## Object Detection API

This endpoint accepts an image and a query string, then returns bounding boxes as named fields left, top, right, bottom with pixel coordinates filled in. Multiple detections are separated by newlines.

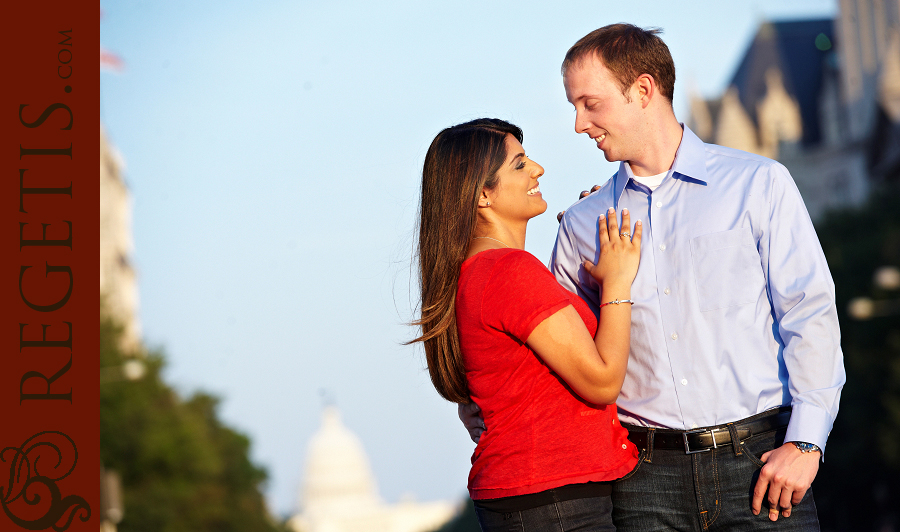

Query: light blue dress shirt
left=550, top=126, right=845, bottom=452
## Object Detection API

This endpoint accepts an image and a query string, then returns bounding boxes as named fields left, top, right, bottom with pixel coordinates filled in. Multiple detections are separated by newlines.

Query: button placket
left=643, top=188, right=692, bottom=425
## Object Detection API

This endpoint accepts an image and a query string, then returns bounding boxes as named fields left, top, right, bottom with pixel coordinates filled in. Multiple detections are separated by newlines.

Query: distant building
left=99, top=123, right=140, bottom=531
left=688, top=0, right=900, bottom=220
left=100, top=124, right=141, bottom=352
left=289, top=407, right=457, bottom=532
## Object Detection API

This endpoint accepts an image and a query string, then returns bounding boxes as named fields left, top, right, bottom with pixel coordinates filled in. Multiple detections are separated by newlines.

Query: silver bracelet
left=599, top=299, right=634, bottom=308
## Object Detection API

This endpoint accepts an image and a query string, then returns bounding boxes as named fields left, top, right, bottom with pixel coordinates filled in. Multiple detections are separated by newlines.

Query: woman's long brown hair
left=408, top=118, right=523, bottom=403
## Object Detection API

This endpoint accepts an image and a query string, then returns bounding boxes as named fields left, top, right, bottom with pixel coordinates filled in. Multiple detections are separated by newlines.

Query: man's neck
left=627, top=117, right=684, bottom=177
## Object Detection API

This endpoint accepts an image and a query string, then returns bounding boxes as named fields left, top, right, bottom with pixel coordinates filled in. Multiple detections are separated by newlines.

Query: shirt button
left=671, top=333, right=678, bottom=340
left=656, top=201, right=662, bottom=208
left=690, top=423, right=699, bottom=429
left=664, top=287, right=671, bottom=295
left=659, top=244, right=666, bottom=251
left=622, top=444, right=628, bottom=449
left=681, top=378, right=688, bottom=386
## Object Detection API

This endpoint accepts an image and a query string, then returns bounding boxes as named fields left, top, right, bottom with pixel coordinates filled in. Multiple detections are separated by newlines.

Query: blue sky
left=100, top=0, right=837, bottom=517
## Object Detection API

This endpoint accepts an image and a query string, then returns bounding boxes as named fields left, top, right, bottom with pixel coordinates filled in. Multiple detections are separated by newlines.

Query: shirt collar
left=613, top=124, right=708, bottom=206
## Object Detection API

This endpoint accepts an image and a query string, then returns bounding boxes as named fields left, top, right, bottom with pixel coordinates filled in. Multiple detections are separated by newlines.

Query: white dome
left=300, top=407, right=381, bottom=518
left=290, top=406, right=457, bottom=532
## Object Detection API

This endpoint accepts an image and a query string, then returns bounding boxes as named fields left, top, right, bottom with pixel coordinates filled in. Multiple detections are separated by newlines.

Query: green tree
left=431, top=499, right=479, bottom=532
left=812, top=184, right=900, bottom=531
left=100, top=317, right=287, bottom=532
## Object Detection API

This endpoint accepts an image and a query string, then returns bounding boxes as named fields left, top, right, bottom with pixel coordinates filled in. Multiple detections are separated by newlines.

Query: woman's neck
left=467, top=221, right=527, bottom=259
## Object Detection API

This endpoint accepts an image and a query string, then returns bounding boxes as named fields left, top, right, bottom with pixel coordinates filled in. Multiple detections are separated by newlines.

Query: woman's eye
left=516, top=161, right=526, bottom=170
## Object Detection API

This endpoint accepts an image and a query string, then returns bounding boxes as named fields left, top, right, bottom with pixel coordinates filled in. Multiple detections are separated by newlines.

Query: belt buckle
left=683, top=428, right=718, bottom=454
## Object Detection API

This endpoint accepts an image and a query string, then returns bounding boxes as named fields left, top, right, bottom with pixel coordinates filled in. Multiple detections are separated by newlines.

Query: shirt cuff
left=783, top=402, right=834, bottom=460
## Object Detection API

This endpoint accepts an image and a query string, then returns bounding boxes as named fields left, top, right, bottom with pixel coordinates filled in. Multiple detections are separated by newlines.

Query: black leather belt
left=625, top=407, right=791, bottom=455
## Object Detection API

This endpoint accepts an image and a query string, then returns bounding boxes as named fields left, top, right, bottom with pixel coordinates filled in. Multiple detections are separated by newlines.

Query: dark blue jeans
left=475, top=495, right=615, bottom=532
left=611, top=428, right=820, bottom=531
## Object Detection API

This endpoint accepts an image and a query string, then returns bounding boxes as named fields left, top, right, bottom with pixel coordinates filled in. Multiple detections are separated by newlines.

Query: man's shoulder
left=696, top=142, right=796, bottom=193
left=561, top=176, right=617, bottom=221
left=702, top=142, right=785, bottom=172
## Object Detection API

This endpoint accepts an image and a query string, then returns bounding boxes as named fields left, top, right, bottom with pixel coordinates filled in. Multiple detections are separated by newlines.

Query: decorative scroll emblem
left=1, top=431, right=90, bottom=530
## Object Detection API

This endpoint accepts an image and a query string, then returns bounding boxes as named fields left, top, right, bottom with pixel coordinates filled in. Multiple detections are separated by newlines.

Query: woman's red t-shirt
left=456, top=248, right=638, bottom=500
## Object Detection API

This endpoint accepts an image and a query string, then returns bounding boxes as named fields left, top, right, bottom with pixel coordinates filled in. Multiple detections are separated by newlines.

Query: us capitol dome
left=288, top=406, right=457, bottom=532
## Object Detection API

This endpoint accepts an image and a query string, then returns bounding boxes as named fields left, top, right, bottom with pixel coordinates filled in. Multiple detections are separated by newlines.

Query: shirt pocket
left=690, top=227, right=765, bottom=311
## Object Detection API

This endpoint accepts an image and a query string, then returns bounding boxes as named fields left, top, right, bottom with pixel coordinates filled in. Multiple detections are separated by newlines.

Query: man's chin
left=599, top=146, right=626, bottom=163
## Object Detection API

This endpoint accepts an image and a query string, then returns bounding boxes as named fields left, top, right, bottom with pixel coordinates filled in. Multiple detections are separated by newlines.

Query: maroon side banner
left=0, top=2, right=99, bottom=531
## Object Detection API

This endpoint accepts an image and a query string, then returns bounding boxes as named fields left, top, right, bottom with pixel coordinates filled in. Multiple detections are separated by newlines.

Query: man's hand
left=557, top=185, right=601, bottom=222
left=458, top=402, right=485, bottom=443
left=751, top=442, right=820, bottom=521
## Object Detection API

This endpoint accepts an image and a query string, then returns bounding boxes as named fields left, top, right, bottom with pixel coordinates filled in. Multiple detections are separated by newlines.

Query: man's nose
left=574, top=111, right=589, bottom=134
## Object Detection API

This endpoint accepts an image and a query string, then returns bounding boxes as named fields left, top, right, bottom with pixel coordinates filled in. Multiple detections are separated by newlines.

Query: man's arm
left=751, top=163, right=846, bottom=520
left=549, top=215, right=581, bottom=293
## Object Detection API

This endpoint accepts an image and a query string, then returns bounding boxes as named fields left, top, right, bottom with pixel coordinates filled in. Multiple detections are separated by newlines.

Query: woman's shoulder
left=463, top=248, right=546, bottom=272
left=460, top=248, right=573, bottom=343
left=461, top=248, right=559, bottom=296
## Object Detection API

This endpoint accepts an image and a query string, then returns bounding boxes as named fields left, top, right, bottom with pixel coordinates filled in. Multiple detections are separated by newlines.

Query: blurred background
left=98, top=0, right=900, bottom=531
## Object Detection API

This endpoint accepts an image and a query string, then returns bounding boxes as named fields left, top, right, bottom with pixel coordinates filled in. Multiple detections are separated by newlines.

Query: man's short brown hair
left=562, top=23, right=676, bottom=103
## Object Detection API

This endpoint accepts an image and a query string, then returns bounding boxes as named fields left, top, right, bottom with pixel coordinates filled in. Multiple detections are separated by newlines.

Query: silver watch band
left=791, top=441, right=821, bottom=453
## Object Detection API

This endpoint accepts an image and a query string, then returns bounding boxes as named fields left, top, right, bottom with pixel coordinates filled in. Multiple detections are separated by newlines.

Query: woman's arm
left=526, top=208, right=641, bottom=405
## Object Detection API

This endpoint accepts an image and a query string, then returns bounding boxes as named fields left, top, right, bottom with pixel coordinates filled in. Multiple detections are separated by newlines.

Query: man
left=462, top=24, right=844, bottom=530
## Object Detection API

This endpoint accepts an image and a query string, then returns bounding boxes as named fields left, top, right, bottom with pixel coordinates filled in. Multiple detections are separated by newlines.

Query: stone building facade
left=100, top=124, right=141, bottom=352
left=688, top=0, right=900, bottom=220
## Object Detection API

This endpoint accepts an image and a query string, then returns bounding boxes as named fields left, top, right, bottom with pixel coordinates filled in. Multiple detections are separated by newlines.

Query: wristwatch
left=791, top=441, right=821, bottom=454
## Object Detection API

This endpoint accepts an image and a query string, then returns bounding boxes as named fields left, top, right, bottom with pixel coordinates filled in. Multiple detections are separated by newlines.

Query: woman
left=410, top=118, right=642, bottom=531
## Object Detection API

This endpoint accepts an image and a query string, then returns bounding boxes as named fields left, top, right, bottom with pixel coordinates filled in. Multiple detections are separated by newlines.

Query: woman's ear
left=478, top=189, right=492, bottom=208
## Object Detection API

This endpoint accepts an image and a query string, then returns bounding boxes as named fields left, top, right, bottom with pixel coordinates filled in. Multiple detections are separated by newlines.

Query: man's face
left=564, top=54, right=643, bottom=163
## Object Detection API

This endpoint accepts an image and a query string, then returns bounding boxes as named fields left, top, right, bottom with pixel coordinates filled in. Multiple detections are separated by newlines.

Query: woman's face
left=487, top=134, right=547, bottom=221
